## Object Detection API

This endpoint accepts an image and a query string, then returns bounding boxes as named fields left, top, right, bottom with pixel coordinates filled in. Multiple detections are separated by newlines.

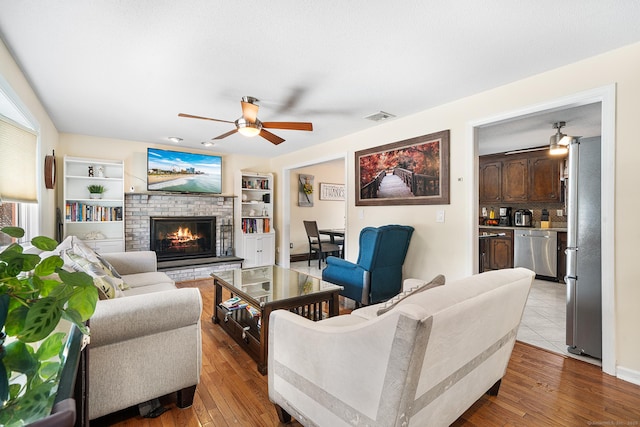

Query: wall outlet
left=557, top=209, right=564, bottom=216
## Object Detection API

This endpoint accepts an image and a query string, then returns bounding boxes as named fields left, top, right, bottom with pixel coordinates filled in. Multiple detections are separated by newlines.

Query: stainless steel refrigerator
left=566, top=136, right=602, bottom=359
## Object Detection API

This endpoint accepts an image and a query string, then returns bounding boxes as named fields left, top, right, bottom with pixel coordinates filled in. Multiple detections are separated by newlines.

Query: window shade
left=0, top=117, right=38, bottom=203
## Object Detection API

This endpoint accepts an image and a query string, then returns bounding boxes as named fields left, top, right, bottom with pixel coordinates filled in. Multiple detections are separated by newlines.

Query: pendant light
left=549, top=121, right=569, bottom=155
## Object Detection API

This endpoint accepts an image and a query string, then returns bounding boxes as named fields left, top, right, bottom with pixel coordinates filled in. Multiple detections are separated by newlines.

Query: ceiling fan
left=178, top=96, right=313, bottom=145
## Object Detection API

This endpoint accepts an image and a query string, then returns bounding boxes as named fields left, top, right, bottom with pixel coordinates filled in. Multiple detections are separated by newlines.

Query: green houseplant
left=0, top=226, right=97, bottom=425
left=87, top=184, right=106, bottom=199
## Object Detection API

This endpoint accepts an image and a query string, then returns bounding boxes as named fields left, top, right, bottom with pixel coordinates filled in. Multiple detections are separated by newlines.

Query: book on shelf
left=65, top=202, right=123, bottom=222
left=246, top=305, right=260, bottom=317
left=221, top=296, right=248, bottom=310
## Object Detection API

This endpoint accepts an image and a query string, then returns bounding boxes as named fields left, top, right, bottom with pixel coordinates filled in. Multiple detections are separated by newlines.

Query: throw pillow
left=69, top=241, right=129, bottom=290
left=64, top=250, right=123, bottom=299
left=376, top=274, right=445, bottom=316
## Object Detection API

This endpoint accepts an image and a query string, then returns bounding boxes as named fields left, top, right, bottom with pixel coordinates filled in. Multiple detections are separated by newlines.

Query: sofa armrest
left=89, top=288, right=202, bottom=347
left=101, top=251, right=158, bottom=275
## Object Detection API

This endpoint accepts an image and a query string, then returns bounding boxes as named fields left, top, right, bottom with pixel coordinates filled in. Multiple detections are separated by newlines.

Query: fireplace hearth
left=150, top=217, right=215, bottom=261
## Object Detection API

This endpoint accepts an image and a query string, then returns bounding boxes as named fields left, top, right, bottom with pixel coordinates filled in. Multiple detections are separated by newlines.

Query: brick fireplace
left=124, top=193, right=241, bottom=281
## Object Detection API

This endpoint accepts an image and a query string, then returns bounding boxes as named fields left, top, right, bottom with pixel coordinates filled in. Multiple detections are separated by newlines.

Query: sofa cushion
left=376, top=274, right=445, bottom=315
left=122, top=282, right=177, bottom=296
left=120, top=271, right=174, bottom=289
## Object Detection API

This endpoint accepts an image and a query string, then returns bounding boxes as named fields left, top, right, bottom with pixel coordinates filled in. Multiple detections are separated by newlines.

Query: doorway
left=279, top=153, right=347, bottom=269
left=470, top=85, right=616, bottom=375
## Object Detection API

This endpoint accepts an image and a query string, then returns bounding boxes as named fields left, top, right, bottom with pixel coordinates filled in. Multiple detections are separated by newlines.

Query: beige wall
left=289, top=159, right=345, bottom=255
left=270, top=42, right=640, bottom=378
left=0, top=39, right=60, bottom=237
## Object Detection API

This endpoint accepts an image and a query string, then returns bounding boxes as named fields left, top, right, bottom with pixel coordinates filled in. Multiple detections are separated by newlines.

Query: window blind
left=0, top=116, right=38, bottom=203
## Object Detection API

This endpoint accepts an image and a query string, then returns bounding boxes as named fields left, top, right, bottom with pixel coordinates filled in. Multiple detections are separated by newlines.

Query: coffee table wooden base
left=213, top=275, right=340, bottom=375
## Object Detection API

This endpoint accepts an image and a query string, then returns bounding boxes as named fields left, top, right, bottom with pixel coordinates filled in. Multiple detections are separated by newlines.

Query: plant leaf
left=0, top=358, right=8, bottom=402
left=3, top=340, right=37, bottom=373
left=39, top=360, right=61, bottom=380
left=18, top=297, right=62, bottom=343
left=67, top=286, right=98, bottom=321
left=31, top=235, right=58, bottom=251
left=1, top=226, right=24, bottom=238
left=4, top=305, right=28, bottom=336
left=38, top=278, right=63, bottom=297
left=58, top=269, right=94, bottom=287
left=3, top=253, right=41, bottom=274
left=0, top=242, right=23, bottom=261
left=61, top=311, right=90, bottom=336
left=34, top=255, right=64, bottom=276
left=0, top=293, right=8, bottom=329
left=35, top=332, right=65, bottom=360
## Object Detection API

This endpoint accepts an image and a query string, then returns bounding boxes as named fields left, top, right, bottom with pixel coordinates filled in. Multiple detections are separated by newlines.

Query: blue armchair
left=321, top=225, right=414, bottom=305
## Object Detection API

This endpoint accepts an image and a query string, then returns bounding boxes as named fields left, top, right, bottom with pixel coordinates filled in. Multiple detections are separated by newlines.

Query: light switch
left=436, top=210, right=445, bottom=223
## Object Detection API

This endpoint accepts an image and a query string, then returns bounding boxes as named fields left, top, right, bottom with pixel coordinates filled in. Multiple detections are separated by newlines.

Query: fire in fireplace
left=150, top=216, right=216, bottom=261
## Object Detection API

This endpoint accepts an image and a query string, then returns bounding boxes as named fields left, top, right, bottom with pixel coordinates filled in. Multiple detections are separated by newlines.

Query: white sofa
left=268, top=267, right=534, bottom=427
left=87, top=251, right=202, bottom=420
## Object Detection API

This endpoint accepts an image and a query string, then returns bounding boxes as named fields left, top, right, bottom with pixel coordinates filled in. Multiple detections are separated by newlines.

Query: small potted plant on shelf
left=87, top=184, right=106, bottom=199
left=0, top=226, right=97, bottom=425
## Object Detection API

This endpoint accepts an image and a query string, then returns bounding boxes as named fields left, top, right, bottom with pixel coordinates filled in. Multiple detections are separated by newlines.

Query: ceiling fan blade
left=178, top=113, right=234, bottom=124
left=213, top=129, right=238, bottom=140
left=259, top=129, right=285, bottom=145
left=241, top=101, right=259, bottom=122
left=262, top=122, right=313, bottom=131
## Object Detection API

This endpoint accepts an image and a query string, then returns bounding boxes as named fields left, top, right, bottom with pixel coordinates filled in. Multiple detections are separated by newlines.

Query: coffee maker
left=498, top=207, right=512, bottom=226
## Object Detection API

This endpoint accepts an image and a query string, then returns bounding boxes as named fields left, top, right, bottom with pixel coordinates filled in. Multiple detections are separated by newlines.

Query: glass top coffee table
left=211, top=265, right=343, bottom=374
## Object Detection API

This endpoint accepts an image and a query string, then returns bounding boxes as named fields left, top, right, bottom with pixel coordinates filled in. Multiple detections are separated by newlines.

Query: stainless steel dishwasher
left=513, top=229, right=557, bottom=277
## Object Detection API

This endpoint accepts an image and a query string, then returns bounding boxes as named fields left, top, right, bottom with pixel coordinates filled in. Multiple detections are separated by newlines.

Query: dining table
left=318, top=228, right=345, bottom=258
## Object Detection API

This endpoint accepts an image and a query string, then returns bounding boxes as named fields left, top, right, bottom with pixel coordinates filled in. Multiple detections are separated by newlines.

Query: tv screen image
left=147, top=148, right=222, bottom=194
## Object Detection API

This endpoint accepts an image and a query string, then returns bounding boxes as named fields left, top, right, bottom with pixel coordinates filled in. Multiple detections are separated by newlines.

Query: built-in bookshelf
left=234, top=171, right=275, bottom=267
left=63, top=156, right=125, bottom=252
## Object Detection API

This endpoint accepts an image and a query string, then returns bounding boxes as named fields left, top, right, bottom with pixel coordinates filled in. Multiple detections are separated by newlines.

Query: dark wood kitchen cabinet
left=502, top=158, right=528, bottom=202
left=479, top=160, right=502, bottom=203
left=528, top=155, right=561, bottom=202
left=479, top=228, right=513, bottom=272
left=479, top=151, right=564, bottom=204
left=557, top=231, right=567, bottom=282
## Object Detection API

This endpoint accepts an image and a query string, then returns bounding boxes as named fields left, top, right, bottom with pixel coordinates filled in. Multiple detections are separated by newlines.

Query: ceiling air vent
left=364, top=111, right=396, bottom=122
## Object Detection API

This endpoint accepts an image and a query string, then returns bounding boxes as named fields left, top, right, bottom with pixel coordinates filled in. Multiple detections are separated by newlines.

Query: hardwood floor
left=97, top=279, right=640, bottom=427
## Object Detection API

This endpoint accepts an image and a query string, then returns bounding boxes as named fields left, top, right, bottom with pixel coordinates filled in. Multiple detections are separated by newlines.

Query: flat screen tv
left=147, top=148, right=222, bottom=194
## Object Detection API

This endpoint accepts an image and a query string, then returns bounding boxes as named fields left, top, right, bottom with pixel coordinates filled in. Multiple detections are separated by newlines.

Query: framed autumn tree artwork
left=355, top=130, right=450, bottom=206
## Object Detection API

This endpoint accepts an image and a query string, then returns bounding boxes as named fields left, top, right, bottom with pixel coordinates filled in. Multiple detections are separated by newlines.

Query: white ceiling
left=1, top=1, right=639, bottom=157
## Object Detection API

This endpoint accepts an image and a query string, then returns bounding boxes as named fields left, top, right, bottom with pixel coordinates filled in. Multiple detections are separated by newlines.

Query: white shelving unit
left=235, top=171, right=275, bottom=268
left=63, top=156, right=125, bottom=253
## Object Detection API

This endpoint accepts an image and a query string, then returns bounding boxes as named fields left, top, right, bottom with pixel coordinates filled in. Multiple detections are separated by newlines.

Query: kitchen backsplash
left=479, top=201, right=567, bottom=228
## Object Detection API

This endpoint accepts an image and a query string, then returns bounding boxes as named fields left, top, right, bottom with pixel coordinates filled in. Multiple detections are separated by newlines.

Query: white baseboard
left=617, top=366, right=640, bottom=386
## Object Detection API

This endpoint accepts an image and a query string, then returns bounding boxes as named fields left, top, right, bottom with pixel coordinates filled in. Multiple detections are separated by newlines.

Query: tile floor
left=289, top=261, right=600, bottom=366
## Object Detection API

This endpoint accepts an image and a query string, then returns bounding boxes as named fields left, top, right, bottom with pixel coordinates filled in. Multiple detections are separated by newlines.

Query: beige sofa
left=268, top=267, right=534, bottom=427
left=87, top=251, right=202, bottom=420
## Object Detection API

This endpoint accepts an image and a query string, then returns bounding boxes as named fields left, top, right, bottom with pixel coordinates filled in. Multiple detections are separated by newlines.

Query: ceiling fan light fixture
left=549, top=121, right=569, bottom=155
left=236, top=118, right=262, bottom=137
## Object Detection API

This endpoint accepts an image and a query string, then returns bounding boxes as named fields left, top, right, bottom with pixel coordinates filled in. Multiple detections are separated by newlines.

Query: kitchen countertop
left=479, top=225, right=568, bottom=232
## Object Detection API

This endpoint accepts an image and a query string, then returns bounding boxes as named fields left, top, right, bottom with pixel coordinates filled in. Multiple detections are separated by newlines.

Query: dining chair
left=303, top=220, right=341, bottom=269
